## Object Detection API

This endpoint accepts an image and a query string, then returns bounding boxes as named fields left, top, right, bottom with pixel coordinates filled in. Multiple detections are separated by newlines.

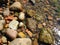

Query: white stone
left=19, top=22, right=24, bottom=27
left=9, top=20, right=19, bottom=30
left=19, top=12, right=25, bottom=20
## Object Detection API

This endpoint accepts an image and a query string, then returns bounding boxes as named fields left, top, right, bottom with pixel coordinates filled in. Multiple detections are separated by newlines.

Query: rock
left=30, top=0, right=36, bottom=4
left=27, top=18, right=37, bottom=32
left=3, top=8, right=10, bottom=16
left=33, top=39, right=38, bottom=45
left=27, top=9, right=36, bottom=17
left=6, top=28, right=17, bottom=39
left=38, top=23, right=43, bottom=29
left=9, top=20, right=19, bottom=30
left=19, top=12, right=25, bottom=20
left=18, top=32, right=26, bottom=38
left=9, top=38, right=32, bottom=45
left=42, top=22, right=46, bottom=26
left=48, top=15, right=53, bottom=20
left=10, top=2, right=23, bottom=11
left=19, top=22, right=25, bottom=27
left=39, top=28, right=54, bottom=44
left=26, top=29, right=33, bottom=37
left=2, top=36, right=7, bottom=43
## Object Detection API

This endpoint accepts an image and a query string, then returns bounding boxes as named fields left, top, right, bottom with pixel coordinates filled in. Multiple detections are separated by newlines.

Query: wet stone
left=27, top=18, right=37, bottom=32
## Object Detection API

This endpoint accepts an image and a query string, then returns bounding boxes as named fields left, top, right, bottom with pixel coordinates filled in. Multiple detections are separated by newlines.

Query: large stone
left=6, top=28, right=17, bottom=39
left=39, top=28, right=54, bottom=44
left=9, top=38, right=32, bottom=45
left=27, top=18, right=37, bottom=32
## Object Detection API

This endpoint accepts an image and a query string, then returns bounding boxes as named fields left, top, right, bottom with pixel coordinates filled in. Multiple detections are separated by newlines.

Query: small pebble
left=19, top=12, right=25, bottom=20
left=19, top=22, right=25, bottom=27
left=2, top=36, right=7, bottom=43
left=18, top=32, right=26, bottom=38
left=26, top=29, right=33, bottom=37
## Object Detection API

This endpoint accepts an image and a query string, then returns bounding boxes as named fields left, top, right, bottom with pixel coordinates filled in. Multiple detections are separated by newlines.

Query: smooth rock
left=19, top=12, right=25, bottom=20
left=9, top=38, right=32, bottom=45
left=10, top=2, right=23, bottom=11
left=18, top=32, right=26, bottom=38
left=2, top=36, right=7, bottom=43
left=19, top=22, right=25, bottom=27
left=9, top=20, right=19, bottom=30
left=26, top=29, right=33, bottom=37
left=33, top=39, right=38, bottom=45
left=6, top=28, right=17, bottom=39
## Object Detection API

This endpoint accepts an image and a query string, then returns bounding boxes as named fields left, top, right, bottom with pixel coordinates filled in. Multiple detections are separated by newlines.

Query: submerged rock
left=27, top=18, right=37, bottom=32
left=39, top=28, right=54, bottom=44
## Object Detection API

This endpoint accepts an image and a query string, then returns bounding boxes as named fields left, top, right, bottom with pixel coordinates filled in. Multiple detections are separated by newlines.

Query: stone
left=39, top=28, right=54, bottom=44
left=18, top=32, right=26, bottom=38
left=27, top=9, right=36, bottom=17
left=3, top=8, right=10, bottom=16
left=9, top=20, right=19, bottom=30
left=48, top=15, right=53, bottom=20
left=42, top=22, right=46, bottom=26
left=19, top=22, right=25, bottom=27
left=33, top=39, right=38, bottom=45
left=9, top=38, right=32, bottom=45
left=19, top=12, right=25, bottom=20
left=10, top=2, right=23, bottom=11
left=27, top=18, right=37, bottom=32
left=38, top=23, right=43, bottom=29
left=26, top=29, right=33, bottom=37
left=2, top=36, right=7, bottom=43
left=6, top=28, right=17, bottom=39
